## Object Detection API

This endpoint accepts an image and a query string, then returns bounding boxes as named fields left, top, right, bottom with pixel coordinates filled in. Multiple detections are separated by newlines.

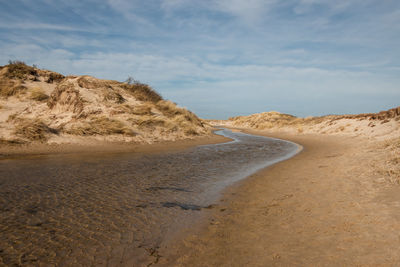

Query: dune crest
left=213, top=107, right=400, bottom=140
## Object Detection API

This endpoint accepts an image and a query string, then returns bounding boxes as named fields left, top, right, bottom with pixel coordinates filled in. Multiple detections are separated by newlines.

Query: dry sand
left=161, top=129, right=400, bottom=266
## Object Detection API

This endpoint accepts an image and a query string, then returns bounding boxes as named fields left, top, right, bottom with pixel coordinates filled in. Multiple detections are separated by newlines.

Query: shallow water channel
left=0, top=129, right=299, bottom=266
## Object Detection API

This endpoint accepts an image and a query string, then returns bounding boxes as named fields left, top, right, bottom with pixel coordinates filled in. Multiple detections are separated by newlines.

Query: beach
left=0, top=129, right=302, bottom=266
left=162, top=129, right=400, bottom=266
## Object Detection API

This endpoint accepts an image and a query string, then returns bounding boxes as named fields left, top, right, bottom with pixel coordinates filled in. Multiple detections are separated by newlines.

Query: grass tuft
left=47, top=82, right=84, bottom=114
left=0, top=81, right=27, bottom=97
left=30, top=87, right=49, bottom=101
left=122, top=82, right=163, bottom=103
left=14, top=119, right=58, bottom=141
left=66, top=117, right=135, bottom=136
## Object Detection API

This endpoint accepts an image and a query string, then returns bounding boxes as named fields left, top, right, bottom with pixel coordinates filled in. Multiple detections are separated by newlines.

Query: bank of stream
left=0, top=128, right=300, bottom=266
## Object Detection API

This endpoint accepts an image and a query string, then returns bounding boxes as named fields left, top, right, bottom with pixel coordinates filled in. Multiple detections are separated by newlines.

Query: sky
left=0, top=0, right=399, bottom=119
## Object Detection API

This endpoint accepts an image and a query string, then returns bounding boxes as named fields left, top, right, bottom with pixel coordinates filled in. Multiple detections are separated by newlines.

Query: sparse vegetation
left=131, top=116, right=166, bottom=129
left=0, top=63, right=210, bottom=145
left=14, top=119, right=58, bottom=141
left=122, top=79, right=163, bottom=103
left=66, top=117, right=135, bottom=136
left=77, top=76, right=103, bottom=89
left=157, top=100, right=203, bottom=127
left=156, top=100, right=183, bottom=117
left=30, top=87, right=49, bottom=101
left=47, top=82, right=84, bottom=114
left=46, top=72, right=64, bottom=83
left=104, top=90, right=125, bottom=104
left=0, top=79, right=27, bottom=97
left=5, top=60, right=38, bottom=80
left=375, top=138, right=400, bottom=184
left=0, top=138, right=27, bottom=145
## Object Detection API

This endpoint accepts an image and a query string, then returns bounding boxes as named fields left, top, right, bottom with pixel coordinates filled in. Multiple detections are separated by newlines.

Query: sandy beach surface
left=0, top=133, right=230, bottom=159
left=161, top=129, right=400, bottom=266
left=0, top=129, right=301, bottom=266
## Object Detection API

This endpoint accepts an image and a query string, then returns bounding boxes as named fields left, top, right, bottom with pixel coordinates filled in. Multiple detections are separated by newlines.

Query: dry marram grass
left=0, top=79, right=27, bottom=97
left=30, top=87, right=49, bottom=101
left=14, top=119, right=58, bottom=141
left=66, top=117, right=135, bottom=136
left=377, top=138, right=400, bottom=184
left=122, top=82, right=163, bottom=103
left=47, top=82, right=84, bottom=114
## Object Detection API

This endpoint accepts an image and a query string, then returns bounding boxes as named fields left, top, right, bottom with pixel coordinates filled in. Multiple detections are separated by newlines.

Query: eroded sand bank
left=163, top=130, right=400, bottom=266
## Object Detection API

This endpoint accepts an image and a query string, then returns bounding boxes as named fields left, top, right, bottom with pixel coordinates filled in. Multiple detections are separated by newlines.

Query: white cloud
left=212, top=0, right=276, bottom=24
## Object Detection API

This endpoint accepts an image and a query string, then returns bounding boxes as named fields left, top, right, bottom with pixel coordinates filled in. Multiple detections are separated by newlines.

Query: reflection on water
left=0, top=129, right=299, bottom=266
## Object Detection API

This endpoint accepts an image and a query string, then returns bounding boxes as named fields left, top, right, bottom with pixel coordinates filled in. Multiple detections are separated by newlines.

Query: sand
left=0, top=133, right=230, bottom=159
left=0, top=132, right=236, bottom=266
left=161, top=129, right=400, bottom=266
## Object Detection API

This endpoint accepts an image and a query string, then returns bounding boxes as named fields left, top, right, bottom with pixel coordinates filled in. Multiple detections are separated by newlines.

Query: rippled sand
left=0, top=129, right=298, bottom=266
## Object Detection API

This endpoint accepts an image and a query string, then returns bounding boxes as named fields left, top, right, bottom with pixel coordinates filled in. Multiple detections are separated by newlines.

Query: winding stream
left=0, top=129, right=300, bottom=266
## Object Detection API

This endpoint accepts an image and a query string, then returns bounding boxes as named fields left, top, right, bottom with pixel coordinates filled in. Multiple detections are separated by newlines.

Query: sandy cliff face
left=0, top=62, right=210, bottom=145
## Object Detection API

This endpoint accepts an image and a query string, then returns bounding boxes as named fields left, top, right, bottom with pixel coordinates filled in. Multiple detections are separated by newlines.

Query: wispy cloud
left=0, top=0, right=399, bottom=118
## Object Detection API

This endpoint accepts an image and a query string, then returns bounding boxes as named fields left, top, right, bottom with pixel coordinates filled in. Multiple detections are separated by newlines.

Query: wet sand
left=0, top=129, right=299, bottom=266
left=163, top=130, right=400, bottom=266
left=0, top=133, right=230, bottom=159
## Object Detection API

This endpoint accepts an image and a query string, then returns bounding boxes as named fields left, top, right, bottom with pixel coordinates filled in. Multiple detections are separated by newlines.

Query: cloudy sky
left=0, top=0, right=399, bottom=118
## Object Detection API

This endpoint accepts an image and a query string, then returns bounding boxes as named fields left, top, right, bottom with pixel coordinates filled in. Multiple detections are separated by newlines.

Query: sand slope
left=214, top=107, right=400, bottom=140
left=0, top=62, right=211, bottom=146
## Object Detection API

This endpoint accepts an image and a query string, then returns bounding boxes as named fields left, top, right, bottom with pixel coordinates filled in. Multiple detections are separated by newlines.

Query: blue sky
left=0, top=0, right=399, bottom=119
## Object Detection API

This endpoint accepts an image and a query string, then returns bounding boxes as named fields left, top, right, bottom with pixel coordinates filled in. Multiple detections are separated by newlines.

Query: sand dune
left=0, top=61, right=211, bottom=148
left=213, top=106, right=400, bottom=140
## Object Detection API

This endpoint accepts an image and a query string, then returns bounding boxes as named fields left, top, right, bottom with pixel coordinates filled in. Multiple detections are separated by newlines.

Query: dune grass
left=122, top=82, right=163, bottom=103
left=67, top=117, right=135, bottom=136
left=47, top=82, right=84, bottom=114
left=30, top=87, right=49, bottom=101
left=0, top=138, right=27, bottom=145
left=5, top=61, right=38, bottom=80
left=14, top=119, right=58, bottom=141
left=380, top=138, right=400, bottom=184
left=104, top=90, right=125, bottom=104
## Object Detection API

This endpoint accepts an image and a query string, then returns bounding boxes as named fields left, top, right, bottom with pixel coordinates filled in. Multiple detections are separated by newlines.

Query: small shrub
left=5, top=60, right=38, bottom=79
left=30, top=87, right=49, bottom=101
left=46, top=72, right=65, bottom=83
